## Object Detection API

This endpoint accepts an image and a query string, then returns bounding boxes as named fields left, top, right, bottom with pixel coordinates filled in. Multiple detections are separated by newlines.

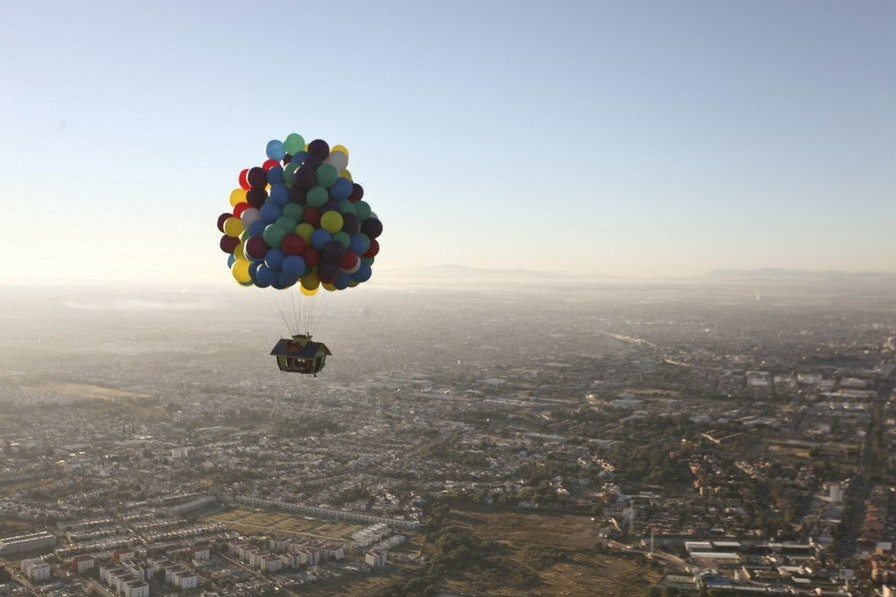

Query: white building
left=365, top=551, right=387, bottom=568
left=0, top=531, right=56, bottom=555
left=21, top=559, right=51, bottom=582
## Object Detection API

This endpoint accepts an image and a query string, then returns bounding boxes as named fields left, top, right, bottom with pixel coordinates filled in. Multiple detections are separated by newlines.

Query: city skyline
left=3, top=1, right=894, bottom=286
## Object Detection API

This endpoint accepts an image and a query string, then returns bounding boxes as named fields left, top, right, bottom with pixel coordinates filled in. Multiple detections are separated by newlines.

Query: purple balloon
left=244, top=236, right=270, bottom=260
left=321, top=240, right=347, bottom=264
left=360, top=217, right=383, bottom=239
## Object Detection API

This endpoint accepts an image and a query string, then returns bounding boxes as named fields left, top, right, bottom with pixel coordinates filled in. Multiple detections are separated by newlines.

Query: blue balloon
left=227, top=254, right=236, bottom=268
left=277, top=271, right=297, bottom=288
left=255, top=264, right=276, bottom=287
left=311, top=228, right=332, bottom=251
left=266, top=139, right=286, bottom=161
left=352, top=262, right=372, bottom=283
left=328, top=177, right=353, bottom=201
left=268, top=183, right=289, bottom=206
left=350, top=233, right=371, bottom=255
left=334, top=272, right=351, bottom=290
left=292, top=150, right=309, bottom=164
left=259, top=203, right=282, bottom=224
left=264, top=248, right=286, bottom=272
left=267, top=165, right=285, bottom=184
left=249, top=261, right=260, bottom=278
left=247, top=219, right=267, bottom=237
left=282, top=255, right=306, bottom=278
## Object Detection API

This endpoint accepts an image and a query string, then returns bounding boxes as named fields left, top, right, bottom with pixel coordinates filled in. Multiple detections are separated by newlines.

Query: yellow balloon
left=295, top=223, right=315, bottom=243
left=230, top=188, right=247, bottom=207
left=231, top=259, right=251, bottom=284
left=322, top=283, right=336, bottom=292
left=331, top=144, right=349, bottom=157
left=223, top=216, right=244, bottom=237
left=232, top=243, right=245, bottom=261
left=301, top=272, right=320, bottom=291
left=340, top=168, right=352, bottom=181
left=300, top=284, right=318, bottom=296
left=320, top=211, right=344, bottom=234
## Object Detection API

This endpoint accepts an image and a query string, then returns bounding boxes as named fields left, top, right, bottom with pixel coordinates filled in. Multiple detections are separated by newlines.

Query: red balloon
left=281, top=233, right=306, bottom=256
left=363, top=238, right=380, bottom=258
left=220, top=235, right=239, bottom=254
left=245, top=236, right=269, bottom=260
left=262, top=159, right=279, bottom=171
left=302, top=207, right=321, bottom=227
left=238, top=168, right=250, bottom=190
left=232, top=202, right=250, bottom=218
left=300, top=246, right=321, bottom=269
left=217, top=212, right=231, bottom=233
left=339, top=249, right=359, bottom=270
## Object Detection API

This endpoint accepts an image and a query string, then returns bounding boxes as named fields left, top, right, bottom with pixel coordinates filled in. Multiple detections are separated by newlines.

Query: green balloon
left=338, top=201, right=357, bottom=215
left=283, top=162, right=299, bottom=185
left=307, top=185, right=328, bottom=207
left=333, top=231, right=351, bottom=248
left=240, top=229, right=251, bottom=242
left=355, top=200, right=372, bottom=221
left=263, top=224, right=287, bottom=248
left=284, top=133, right=305, bottom=155
left=275, top=216, right=298, bottom=232
left=315, top=163, right=339, bottom=188
left=282, top=203, right=304, bottom=221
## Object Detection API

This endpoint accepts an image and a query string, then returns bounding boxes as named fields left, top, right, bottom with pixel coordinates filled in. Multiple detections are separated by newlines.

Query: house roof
left=270, top=338, right=332, bottom=359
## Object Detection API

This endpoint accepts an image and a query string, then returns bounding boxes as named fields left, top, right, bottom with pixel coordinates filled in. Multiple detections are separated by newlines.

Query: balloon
left=247, top=219, right=266, bottom=238
left=338, top=200, right=357, bottom=215
left=284, top=133, right=305, bottom=155
left=230, top=188, right=247, bottom=207
left=227, top=254, right=236, bottom=268
left=307, top=139, right=330, bottom=160
left=302, top=154, right=323, bottom=171
left=333, top=272, right=351, bottom=290
left=331, top=144, right=349, bottom=157
left=355, top=200, right=371, bottom=221
left=315, top=164, right=339, bottom=188
left=268, top=183, right=289, bottom=206
left=310, top=228, right=331, bottom=250
left=317, top=261, right=339, bottom=283
left=266, top=139, right=286, bottom=161
left=267, top=165, right=285, bottom=184
left=322, top=240, right=347, bottom=264
left=302, top=207, right=321, bottom=227
left=244, top=236, right=269, bottom=260
left=217, top=212, right=231, bottom=233
left=320, top=210, right=344, bottom=234
left=263, top=224, right=287, bottom=248
left=301, top=245, right=321, bottom=268
left=259, top=202, right=282, bottom=224
left=306, top=185, right=328, bottom=207
left=324, top=150, right=349, bottom=172
left=341, top=212, right=359, bottom=235
left=256, top=264, right=276, bottom=287
left=282, top=255, right=306, bottom=278
left=328, top=177, right=353, bottom=201
left=281, top=203, right=303, bottom=222
left=275, top=216, right=299, bottom=233
left=220, top=235, right=240, bottom=254
left=295, top=222, right=315, bottom=243
left=364, top=238, right=380, bottom=258
left=281, top=232, right=306, bottom=255
left=361, top=217, right=383, bottom=238
left=301, top=272, right=320, bottom=291
left=231, top=259, right=252, bottom=284
left=247, top=167, right=267, bottom=188
left=341, top=168, right=352, bottom=181
left=340, top=249, right=360, bottom=271
left=332, top=231, right=351, bottom=248
left=233, top=243, right=245, bottom=261
left=238, top=169, right=250, bottom=190
left=264, top=247, right=286, bottom=271
left=262, top=159, right=279, bottom=171
left=353, top=262, right=372, bottom=283
left=349, top=183, right=364, bottom=202
left=288, top=185, right=307, bottom=205
left=350, top=233, right=370, bottom=256
left=240, top=207, right=261, bottom=228
left=246, top=188, right=267, bottom=208
left=293, top=165, right=316, bottom=191
left=223, top=216, right=244, bottom=237
left=232, top=202, right=250, bottom=218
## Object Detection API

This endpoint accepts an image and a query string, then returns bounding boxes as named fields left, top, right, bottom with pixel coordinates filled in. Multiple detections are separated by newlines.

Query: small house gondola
left=270, top=334, right=332, bottom=376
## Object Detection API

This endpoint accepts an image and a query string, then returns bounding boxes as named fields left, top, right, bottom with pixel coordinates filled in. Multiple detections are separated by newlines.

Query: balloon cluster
left=217, top=133, right=382, bottom=295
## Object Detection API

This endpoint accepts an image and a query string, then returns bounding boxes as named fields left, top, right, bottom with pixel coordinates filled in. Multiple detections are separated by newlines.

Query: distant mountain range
left=704, top=268, right=896, bottom=282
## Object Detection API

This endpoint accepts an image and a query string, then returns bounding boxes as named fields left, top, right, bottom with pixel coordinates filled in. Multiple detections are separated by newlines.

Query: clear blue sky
left=3, top=0, right=894, bottom=285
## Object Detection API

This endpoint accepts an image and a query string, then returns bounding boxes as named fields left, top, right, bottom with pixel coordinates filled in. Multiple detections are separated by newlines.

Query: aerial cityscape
left=1, top=271, right=895, bottom=596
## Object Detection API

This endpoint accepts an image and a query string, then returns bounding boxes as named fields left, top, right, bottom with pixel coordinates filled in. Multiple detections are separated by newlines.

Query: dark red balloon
left=247, top=166, right=267, bottom=189
left=281, top=233, right=306, bottom=256
left=317, top=261, right=339, bottom=283
left=339, top=249, right=359, bottom=270
left=360, top=217, right=383, bottom=239
left=322, top=240, right=346, bottom=265
left=217, top=212, right=231, bottom=233
left=246, top=188, right=267, bottom=208
left=302, top=155, right=323, bottom=170
left=300, top=246, right=320, bottom=269
left=288, top=186, right=307, bottom=205
left=293, top=165, right=316, bottom=191
left=245, top=236, right=270, bottom=260
left=220, top=235, right=240, bottom=254
left=302, top=207, right=321, bottom=227
left=364, top=238, right=380, bottom=258
left=349, top=183, right=364, bottom=202
left=341, top=213, right=359, bottom=234
left=238, top=169, right=250, bottom=190
left=307, top=139, right=330, bottom=160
